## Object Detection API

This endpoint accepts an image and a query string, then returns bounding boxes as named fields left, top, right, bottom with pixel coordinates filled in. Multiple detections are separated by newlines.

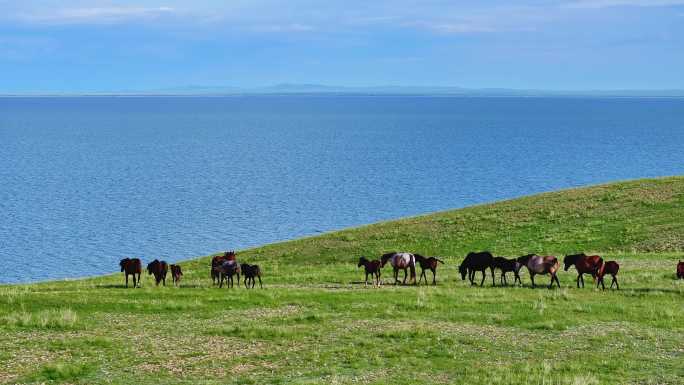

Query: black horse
left=459, top=251, right=495, bottom=286
left=492, top=256, right=522, bottom=286
left=241, top=263, right=263, bottom=289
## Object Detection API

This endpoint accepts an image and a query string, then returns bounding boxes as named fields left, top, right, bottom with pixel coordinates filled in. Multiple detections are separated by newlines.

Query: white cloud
left=15, top=6, right=176, bottom=25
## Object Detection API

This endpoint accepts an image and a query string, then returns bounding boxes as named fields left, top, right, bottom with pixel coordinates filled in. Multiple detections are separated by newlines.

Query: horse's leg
left=530, top=273, right=536, bottom=288
left=555, top=273, right=561, bottom=288
left=612, top=276, right=618, bottom=290
left=581, top=273, right=585, bottom=288
left=432, top=269, right=436, bottom=285
left=469, top=270, right=475, bottom=285
left=402, top=269, right=407, bottom=285
left=490, top=267, right=496, bottom=287
left=258, top=275, right=263, bottom=289
left=480, top=270, right=486, bottom=287
left=125, top=274, right=128, bottom=288
left=393, top=268, right=398, bottom=285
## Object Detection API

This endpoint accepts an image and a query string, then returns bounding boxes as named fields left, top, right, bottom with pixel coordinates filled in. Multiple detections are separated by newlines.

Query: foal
left=147, top=259, right=169, bottom=286
left=413, top=254, right=444, bottom=285
left=241, top=263, right=263, bottom=289
left=170, top=264, right=183, bottom=286
left=597, top=261, right=620, bottom=290
left=563, top=253, right=603, bottom=288
left=119, top=258, right=142, bottom=288
left=492, top=256, right=522, bottom=286
left=358, top=256, right=382, bottom=286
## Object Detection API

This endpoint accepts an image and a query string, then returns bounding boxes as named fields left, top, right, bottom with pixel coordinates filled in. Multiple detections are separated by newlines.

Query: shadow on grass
left=94, top=284, right=206, bottom=289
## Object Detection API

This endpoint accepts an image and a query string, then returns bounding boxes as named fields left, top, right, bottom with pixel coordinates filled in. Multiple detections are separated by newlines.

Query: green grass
left=1, top=176, right=684, bottom=384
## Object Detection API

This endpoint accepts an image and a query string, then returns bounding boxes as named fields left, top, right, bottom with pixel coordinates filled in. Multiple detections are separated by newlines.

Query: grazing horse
left=518, top=254, right=560, bottom=289
left=241, top=263, right=263, bottom=289
left=380, top=252, right=417, bottom=285
left=147, top=259, right=169, bottom=286
left=677, top=261, right=684, bottom=279
left=358, top=257, right=382, bottom=286
left=119, top=258, right=142, bottom=288
left=170, top=264, right=183, bottom=286
left=459, top=251, right=494, bottom=287
left=215, top=259, right=241, bottom=288
left=211, top=251, right=235, bottom=285
left=597, top=261, right=620, bottom=290
left=492, top=256, right=522, bottom=286
left=413, top=254, right=444, bottom=285
left=564, top=253, right=603, bottom=288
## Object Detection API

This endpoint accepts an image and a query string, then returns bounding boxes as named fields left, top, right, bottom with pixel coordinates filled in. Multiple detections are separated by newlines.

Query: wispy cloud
left=566, top=0, right=684, bottom=8
left=15, top=6, right=176, bottom=25
left=248, top=23, right=316, bottom=33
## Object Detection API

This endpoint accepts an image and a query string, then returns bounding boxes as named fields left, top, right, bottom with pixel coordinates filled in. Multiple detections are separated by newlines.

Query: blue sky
left=1, top=0, right=683, bottom=92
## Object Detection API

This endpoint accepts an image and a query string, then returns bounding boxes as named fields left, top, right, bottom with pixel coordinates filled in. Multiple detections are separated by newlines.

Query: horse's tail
left=436, top=258, right=445, bottom=264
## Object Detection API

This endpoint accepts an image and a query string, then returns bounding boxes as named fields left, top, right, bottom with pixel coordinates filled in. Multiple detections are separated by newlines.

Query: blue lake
left=1, top=96, right=683, bottom=283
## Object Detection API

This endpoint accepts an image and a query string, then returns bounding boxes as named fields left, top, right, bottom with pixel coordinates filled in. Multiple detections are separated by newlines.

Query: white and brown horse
left=381, top=252, right=417, bottom=285
left=518, top=254, right=561, bottom=289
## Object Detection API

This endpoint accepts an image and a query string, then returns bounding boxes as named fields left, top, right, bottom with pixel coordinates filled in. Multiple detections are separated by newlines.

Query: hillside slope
left=1, top=177, right=683, bottom=385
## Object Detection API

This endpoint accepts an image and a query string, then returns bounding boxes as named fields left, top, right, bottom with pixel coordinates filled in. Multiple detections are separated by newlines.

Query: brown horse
left=414, top=254, right=444, bottom=285
left=241, top=263, right=263, bottom=289
left=358, top=256, right=382, bottom=286
left=380, top=252, right=417, bottom=285
left=211, top=251, right=235, bottom=285
left=170, top=264, right=183, bottom=286
left=597, top=261, right=620, bottom=290
left=563, top=253, right=603, bottom=288
left=119, top=258, right=142, bottom=288
left=677, top=261, right=684, bottom=279
left=518, top=254, right=560, bottom=289
left=147, top=259, right=169, bottom=286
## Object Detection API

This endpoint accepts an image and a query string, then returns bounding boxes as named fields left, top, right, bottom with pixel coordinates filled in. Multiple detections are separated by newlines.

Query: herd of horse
left=119, top=252, right=684, bottom=290
left=359, top=251, right=622, bottom=290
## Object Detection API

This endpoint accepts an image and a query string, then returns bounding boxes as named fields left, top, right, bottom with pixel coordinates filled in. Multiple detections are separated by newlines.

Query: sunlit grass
left=1, top=177, right=683, bottom=384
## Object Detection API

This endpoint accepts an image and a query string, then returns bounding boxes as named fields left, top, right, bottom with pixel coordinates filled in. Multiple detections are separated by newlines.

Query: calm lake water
left=1, top=96, right=683, bottom=283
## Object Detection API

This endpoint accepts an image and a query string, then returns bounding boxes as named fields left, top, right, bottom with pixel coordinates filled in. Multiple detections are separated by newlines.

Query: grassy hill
left=1, top=177, right=683, bottom=385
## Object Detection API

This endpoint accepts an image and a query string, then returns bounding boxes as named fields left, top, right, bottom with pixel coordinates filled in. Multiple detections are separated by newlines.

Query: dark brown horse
left=147, top=259, right=169, bottom=286
left=519, top=254, right=560, bottom=289
left=241, top=263, right=263, bottom=289
left=564, top=253, right=603, bottom=288
left=380, top=252, right=417, bottom=285
left=459, top=251, right=494, bottom=286
left=677, top=261, right=684, bottom=279
left=492, top=256, right=522, bottom=286
left=358, top=256, right=382, bottom=286
left=414, top=254, right=444, bottom=285
left=215, top=259, right=241, bottom=288
left=597, top=261, right=620, bottom=290
left=119, top=258, right=142, bottom=288
left=170, top=264, right=183, bottom=286
left=211, top=251, right=235, bottom=285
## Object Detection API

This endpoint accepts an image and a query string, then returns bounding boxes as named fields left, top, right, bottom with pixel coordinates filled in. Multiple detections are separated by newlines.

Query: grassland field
left=1, top=177, right=683, bottom=385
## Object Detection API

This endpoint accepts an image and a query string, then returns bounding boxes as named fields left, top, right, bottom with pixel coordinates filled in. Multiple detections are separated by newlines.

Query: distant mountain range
left=4, top=84, right=684, bottom=97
